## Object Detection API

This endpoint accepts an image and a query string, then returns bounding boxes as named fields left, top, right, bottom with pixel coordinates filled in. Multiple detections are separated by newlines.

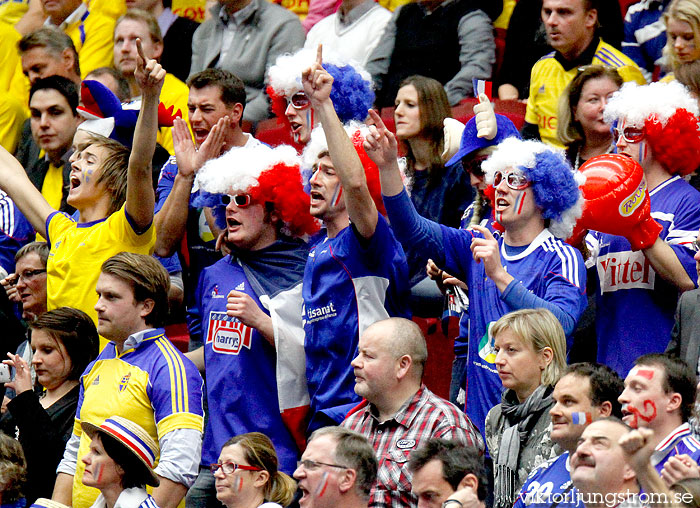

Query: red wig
left=644, top=109, right=700, bottom=176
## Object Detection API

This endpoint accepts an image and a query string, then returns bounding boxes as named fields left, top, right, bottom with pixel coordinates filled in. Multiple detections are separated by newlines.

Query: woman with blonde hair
left=211, top=433, right=296, bottom=508
left=485, top=308, right=567, bottom=508
left=663, top=0, right=700, bottom=94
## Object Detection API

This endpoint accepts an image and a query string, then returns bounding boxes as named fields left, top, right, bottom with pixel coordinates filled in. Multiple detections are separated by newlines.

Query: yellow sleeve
left=84, top=0, right=125, bottom=19
left=0, top=1, right=29, bottom=26
left=47, top=212, right=75, bottom=246
left=525, top=64, right=540, bottom=125
left=0, top=93, right=26, bottom=154
left=618, top=65, right=647, bottom=85
left=106, top=205, right=156, bottom=251
left=494, top=0, right=515, bottom=30
left=378, top=0, right=410, bottom=11
left=73, top=12, right=116, bottom=78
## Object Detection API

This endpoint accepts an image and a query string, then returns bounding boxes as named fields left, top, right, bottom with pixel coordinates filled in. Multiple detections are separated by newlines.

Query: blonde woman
left=663, top=0, right=700, bottom=95
left=485, top=308, right=567, bottom=508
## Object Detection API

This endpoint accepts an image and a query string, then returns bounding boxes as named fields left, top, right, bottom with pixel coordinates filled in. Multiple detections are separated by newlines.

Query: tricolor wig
left=603, top=81, right=700, bottom=176
left=266, top=48, right=374, bottom=127
left=482, top=138, right=584, bottom=239
left=301, top=122, right=387, bottom=216
left=194, top=144, right=320, bottom=238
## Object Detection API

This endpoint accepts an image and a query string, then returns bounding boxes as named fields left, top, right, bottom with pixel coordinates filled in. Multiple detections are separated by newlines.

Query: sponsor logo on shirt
left=207, top=311, right=253, bottom=355
left=305, top=302, right=337, bottom=323
left=211, top=285, right=224, bottom=298
left=597, top=250, right=655, bottom=292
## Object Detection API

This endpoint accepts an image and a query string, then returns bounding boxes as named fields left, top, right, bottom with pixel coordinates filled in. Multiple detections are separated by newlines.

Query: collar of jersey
left=500, top=229, right=553, bottom=262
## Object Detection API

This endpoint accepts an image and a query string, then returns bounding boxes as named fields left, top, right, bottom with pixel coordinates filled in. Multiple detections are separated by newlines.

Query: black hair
left=565, top=363, right=625, bottom=418
left=99, top=433, right=152, bottom=489
left=635, top=354, right=697, bottom=422
left=29, top=75, right=79, bottom=115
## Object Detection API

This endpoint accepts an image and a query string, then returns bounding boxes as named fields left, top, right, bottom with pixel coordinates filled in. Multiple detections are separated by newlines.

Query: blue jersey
left=303, top=217, right=411, bottom=430
left=589, top=176, right=700, bottom=376
left=514, top=452, right=583, bottom=508
left=384, top=188, right=587, bottom=442
left=197, top=256, right=299, bottom=473
left=0, top=190, right=34, bottom=274
left=652, top=423, right=700, bottom=474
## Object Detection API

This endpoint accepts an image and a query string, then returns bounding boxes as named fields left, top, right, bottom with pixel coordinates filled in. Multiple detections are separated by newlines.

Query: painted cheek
left=315, top=471, right=329, bottom=498
left=514, top=190, right=527, bottom=215
left=238, top=475, right=243, bottom=492
left=330, top=183, right=343, bottom=208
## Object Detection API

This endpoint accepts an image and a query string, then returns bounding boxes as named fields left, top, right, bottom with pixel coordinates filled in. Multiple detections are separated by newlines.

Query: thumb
left=478, top=92, right=490, bottom=104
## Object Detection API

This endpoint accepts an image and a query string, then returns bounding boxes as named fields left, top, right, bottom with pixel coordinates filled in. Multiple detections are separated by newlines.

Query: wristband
left=443, top=500, right=463, bottom=508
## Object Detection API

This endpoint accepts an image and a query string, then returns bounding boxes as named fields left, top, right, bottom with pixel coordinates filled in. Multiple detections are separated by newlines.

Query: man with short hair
left=40, top=0, right=115, bottom=77
left=27, top=75, right=81, bottom=214
left=85, top=66, right=131, bottom=102
left=409, top=439, right=488, bottom=508
left=618, top=354, right=700, bottom=474
left=113, top=9, right=189, bottom=155
left=19, top=27, right=81, bottom=86
left=513, top=363, right=624, bottom=508
left=190, top=0, right=305, bottom=122
left=294, top=426, right=379, bottom=508
left=522, top=0, right=645, bottom=147
left=342, top=318, right=484, bottom=508
left=53, top=252, right=204, bottom=508
left=154, top=68, right=260, bottom=349
left=124, top=0, right=199, bottom=81
left=570, top=418, right=642, bottom=507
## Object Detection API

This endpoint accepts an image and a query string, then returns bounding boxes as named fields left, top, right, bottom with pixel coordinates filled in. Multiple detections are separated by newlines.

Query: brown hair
left=77, top=132, right=130, bottom=215
left=101, top=252, right=170, bottom=327
left=0, top=434, right=26, bottom=503
left=396, top=75, right=451, bottom=187
left=116, top=9, right=163, bottom=45
left=18, top=27, right=81, bottom=77
left=223, top=433, right=296, bottom=506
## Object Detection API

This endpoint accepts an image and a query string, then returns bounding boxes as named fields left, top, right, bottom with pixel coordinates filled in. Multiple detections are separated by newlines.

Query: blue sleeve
left=622, top=11, right=646, bottom=71
left=155, top=158, right=177, bottom=215
left=501, top=280, right=576, bottom=337
left=383, top=188, right=447, bottom=269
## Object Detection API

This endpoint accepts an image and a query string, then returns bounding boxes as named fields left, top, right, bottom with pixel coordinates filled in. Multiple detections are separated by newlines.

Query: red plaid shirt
left=341, top=385, right=484, bottom=508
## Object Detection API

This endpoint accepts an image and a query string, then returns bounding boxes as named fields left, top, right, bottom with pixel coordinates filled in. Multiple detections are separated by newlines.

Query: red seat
left=412, top=317, right=456, bottom=400
left=164, top=322, right=190, bottom=354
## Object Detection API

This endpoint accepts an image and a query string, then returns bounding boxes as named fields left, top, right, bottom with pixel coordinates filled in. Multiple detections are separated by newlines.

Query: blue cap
left=446, top=113, right=520, bottom=167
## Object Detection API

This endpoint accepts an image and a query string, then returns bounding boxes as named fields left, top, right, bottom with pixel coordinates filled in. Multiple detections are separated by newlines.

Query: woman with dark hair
left=394, top=75, right=473, bottom=229
left=3, top=307, right=99, bottom=502
left=212, top=432, right=296, bottom=508
left=0, top=433, right=26, bottom=508
left=81, top=416, right=161, bottom=508
left=557, top=65, right=623, bottom=170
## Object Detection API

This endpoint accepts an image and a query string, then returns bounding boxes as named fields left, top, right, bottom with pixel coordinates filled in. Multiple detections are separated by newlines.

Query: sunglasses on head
left=493, top=170, right=530, bottom=190
left=287, top=91, right=310, bottom=109
left=221, top=194, right=252, bottom=207
left=612, top=125, right=645, bottom=144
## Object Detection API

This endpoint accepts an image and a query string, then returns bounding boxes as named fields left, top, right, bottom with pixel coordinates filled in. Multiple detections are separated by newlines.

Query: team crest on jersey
left=478, top=322, right=497, bottom=364
left=119, top=372, right=131, bottom=392
left=211, top=285, right=224, bottom=298
left=207, top=311, right=253, bottom=354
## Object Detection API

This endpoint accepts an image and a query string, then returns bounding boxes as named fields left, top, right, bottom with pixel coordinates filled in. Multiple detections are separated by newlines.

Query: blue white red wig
left=194, top=144, right=320, bottom=238
left=603, top=81, right=700, bottom=176
left=482, top=138, right=584, bottom=239
left=266, top=48, right=374, bottom=126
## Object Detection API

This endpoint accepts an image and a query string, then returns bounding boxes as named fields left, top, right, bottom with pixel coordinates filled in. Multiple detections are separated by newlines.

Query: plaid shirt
left=341, top=385, right=484, bottom=508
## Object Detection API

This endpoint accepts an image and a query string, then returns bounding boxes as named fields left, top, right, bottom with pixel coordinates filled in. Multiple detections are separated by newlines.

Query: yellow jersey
left=61, top=5, right=116, bottom=78
left=525, top=39, right=646, bottom=148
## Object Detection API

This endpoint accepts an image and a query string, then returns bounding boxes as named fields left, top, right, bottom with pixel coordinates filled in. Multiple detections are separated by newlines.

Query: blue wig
left=523, top=150, right=580, bottom=222
left=192, top=191, right=228, bottom=230
left=326, top=64, right=375, bottom=123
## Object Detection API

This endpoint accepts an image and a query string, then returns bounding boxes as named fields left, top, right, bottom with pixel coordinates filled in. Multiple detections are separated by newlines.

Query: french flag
left=571, top=412, right=593, bottom=425
left=473, top=79, right=493, bottom=100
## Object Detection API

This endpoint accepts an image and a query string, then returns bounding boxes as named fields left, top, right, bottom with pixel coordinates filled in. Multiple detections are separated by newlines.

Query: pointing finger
left=136, top=38, right=146, bottom=65
left=316, top=44, right=323, bottom=66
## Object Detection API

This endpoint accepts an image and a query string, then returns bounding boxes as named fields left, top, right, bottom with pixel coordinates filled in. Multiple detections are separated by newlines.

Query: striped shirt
left=342, top=385, right=484, bottom=508
left=652, top=422, right=700, bottom=473
left=622, top=0, right=671, bottom=81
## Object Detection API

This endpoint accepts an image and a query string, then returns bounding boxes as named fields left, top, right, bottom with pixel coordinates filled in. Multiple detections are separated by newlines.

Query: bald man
left=342, top=318, right=484, bottom=508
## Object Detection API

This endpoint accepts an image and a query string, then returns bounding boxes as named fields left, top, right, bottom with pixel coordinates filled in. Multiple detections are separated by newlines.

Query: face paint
left=237, top=475, right=244, bottom=492
left=633, top=368, right=655, bottom=380
left=514, top=190, right=526, bottom=215
left=315, top=471, right=329, bottom=498
left=330, top=183, right=343, bottom=208
left=570, top=411, right=593, bottom=425
left=625, top=400, right=657, bottom=428
left=638, top=143, right=644, bottom=163
left=84, top=168, right=93, bottom=183
left=95, top=463, right=104, bottom=484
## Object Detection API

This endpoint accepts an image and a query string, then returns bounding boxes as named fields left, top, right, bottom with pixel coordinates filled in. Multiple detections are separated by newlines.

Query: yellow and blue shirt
left=71, top=328, right=204, bottom=508
left=525, top=38, right=646, bottom=148
left=46, top=205, right=156, bottom=350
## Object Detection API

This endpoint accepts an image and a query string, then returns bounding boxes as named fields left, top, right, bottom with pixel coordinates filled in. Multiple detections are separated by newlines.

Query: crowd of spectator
left=3, top=0, right=700, bottom=507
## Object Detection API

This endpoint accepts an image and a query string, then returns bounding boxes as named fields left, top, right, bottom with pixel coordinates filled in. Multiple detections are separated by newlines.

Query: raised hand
left=134, top=38, right=166, bottom=97
left=0, top=274, right=19, bottom=303
left=661, top=454, right=700, bottom=486
left=173, top=116, right=228, bottom=178
left=473, top=93, right=496, bottom=140
left=364, top=109, right=399, bottom=169
left=3, top=353, right=32, bottom=395
left=470, top=225, right=503, bottom=279
left=301, top=45, right=333, bottom=107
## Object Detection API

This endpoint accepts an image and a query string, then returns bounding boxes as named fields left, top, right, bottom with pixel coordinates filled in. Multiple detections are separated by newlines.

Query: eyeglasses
left=210, top=462, right=262, bottom=475
left=687, top=239, right=700, bottom=252
left=296, top=459, right=348, bottom=471
left=612, top=126, right=645, bottom=144
left=17, top=269, right=46, bottom=282
left=493, top=170, right=530, bottom=190
left=221, top=194, right=252, bottom=207
left=287, top=92, right=310, bottom=110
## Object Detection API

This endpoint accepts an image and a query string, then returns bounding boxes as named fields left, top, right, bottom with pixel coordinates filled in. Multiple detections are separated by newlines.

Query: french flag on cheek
left=571, top=412, right=593, bottom=425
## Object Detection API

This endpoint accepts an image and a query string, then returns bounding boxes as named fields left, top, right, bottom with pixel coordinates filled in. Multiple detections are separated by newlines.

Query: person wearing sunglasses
left=584, top=80, right=700, bottom=377
left=293, top=426, right=377, bottom=508
left=298, top=46, right=411, bottom=433
left=186, top=143, right=318, bottom=507
left=212, top=433, right=296, bottom=508
left=266, top=47, right=374, bottom=149
left=364, top=115, right=587, bottom=449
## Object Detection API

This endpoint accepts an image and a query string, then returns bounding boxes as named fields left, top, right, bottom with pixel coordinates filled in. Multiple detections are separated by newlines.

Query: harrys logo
left=119, top=372, right=131, bottom=392
left=597, top=250, right=655, bottom=292
left=207, top=311, right=253, bottom=355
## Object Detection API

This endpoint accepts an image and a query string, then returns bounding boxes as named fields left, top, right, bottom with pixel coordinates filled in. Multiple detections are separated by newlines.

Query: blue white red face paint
left=238, top=474, right=244, bottom=492
left=330, top=183, right=343, bottom=209
left=95, top=462, right=104, bottom=484
left=571, top=411, right=593, bottom=425
left=314, top=471, right=330, bottom=498
left=514, top=190, right=527, bottom=215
